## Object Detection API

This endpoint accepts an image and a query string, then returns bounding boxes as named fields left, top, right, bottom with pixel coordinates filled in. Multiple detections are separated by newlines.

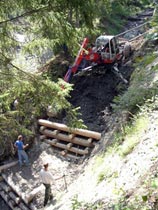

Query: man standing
left=14, top=135, right=29, bottom=167
left=39, top=163, right=61, bottom=207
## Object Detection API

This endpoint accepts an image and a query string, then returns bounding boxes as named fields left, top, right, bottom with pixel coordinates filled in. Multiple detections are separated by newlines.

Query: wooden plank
left=19, top=202, right=30, bottom=210
left=60, top=152, right=81, bottom=160
left=0, top=190, right=9, bottom=203
left=0, top=181, right=12, bottom=192
left=1, top=174, right=30, bottom=208
left=0, top=161, right=18, bottom=172
left=39, top=135, right=46, bottom=140
left=24, top=185, right=44, bottom=204
left=40, top=129, right=94, bottom=147
left=38, top=119, right=101, bottom=140
left=45, top=139, right=89, bottom=155
left=9, top=191, right=21, bottom=204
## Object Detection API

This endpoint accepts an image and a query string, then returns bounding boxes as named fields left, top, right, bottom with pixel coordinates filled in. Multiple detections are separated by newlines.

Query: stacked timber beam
left=38, top=119, right=101, bottom=159
left=0, top=164, right=39, bottom=210
left=0, top=161, right=18, bottom=173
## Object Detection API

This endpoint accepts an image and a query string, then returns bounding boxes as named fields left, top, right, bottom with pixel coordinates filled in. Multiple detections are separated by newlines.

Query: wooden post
left=67, top=143, right=73, bottom=149
left=40, top=126, right=45, bottom=131
left=60, top=150, right=68, bottom=157
left=88, top=138, right=93, bottom=143
left=54, top=130, right=59, bottom=135
left=69, top=134, right=76, bottom=139
left=8, top=199, right=16, bottom=208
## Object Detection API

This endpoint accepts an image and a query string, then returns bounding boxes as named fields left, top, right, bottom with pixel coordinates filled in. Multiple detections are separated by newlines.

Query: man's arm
left=54, top=174, right=65, bottom=180
left=23, top=143, right=29, bottom=149
left=14, top=142, right=18, bottom=149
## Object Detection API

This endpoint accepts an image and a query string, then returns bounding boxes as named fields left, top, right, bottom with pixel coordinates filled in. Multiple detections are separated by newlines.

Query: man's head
left=18, top=135, right=23, bottom=141
left=43, top=163, right=49, bottom=170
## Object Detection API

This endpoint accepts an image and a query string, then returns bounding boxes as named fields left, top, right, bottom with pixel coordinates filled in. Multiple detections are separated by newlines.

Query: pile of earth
left=69, top=66, right=132, bottom=132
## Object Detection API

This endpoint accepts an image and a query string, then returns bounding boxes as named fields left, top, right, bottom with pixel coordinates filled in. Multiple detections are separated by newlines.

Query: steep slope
left=49, top=111, right=158, bottom=210
left=46, top=37, right=158, bottom=210
left=69, top=65, right=132, bottom=133
left=0, top=8, right=155, bottom=210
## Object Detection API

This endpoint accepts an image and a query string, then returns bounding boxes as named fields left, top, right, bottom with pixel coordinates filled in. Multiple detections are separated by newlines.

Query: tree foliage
left=0, top=0, right=151, bottom=159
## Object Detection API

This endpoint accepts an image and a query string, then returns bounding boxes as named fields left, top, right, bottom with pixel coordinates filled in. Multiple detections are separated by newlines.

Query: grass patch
left=93, top=154, right=105, bottom=171
left=71, top=195, right=104, bottom=210
left=113, top=53, right=158, bottom=113
left=118, top=115, right=149, bottom=157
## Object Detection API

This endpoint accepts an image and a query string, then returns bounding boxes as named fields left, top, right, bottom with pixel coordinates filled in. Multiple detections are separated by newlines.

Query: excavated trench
left=69, top=69, right=125, bottom=132
left=69, top=8, right=153, bottom=133
left=0, top=8, right=154, bottom=210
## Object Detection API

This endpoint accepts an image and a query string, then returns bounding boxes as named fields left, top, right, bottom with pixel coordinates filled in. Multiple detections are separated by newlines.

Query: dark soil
left=67, top=8, right=153, bottom=133
left=69, top=65, right=133, bottom=132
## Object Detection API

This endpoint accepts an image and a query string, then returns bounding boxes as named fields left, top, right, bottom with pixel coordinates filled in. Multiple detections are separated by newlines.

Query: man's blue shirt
left=15, top=140, right=24, bottom=150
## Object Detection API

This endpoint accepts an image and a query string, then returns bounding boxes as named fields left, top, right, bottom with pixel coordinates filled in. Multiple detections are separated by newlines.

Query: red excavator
left=64, top=35, right=131, bottom=83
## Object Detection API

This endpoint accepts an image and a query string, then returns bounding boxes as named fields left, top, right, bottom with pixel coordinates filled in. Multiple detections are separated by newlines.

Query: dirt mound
left=69, top=66, right=132, bottom=132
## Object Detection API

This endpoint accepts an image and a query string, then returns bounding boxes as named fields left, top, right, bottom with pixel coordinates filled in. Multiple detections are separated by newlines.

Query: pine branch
left=0, top=5, right=49, bottom=25
left=0, top=52, right=37, bottom=80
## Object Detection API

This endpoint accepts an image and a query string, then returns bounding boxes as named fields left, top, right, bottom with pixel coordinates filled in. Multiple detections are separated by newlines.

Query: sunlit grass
left=118, top=115, right=149, bottom=157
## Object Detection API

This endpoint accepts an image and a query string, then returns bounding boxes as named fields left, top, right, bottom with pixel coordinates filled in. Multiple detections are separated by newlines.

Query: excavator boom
left=64, top=35, right=131, bottom=83
left=64, top=38, right=89, bottom=82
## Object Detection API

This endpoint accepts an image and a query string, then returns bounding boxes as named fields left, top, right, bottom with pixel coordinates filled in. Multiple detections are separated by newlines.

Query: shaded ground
left=69, top=67, right=131, bottom=132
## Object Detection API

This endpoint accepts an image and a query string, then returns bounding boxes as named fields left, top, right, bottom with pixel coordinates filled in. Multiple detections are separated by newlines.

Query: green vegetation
left=118, top=115, right=149, bottom=156
left=113, top=53, right=158, bottom=113
left=1, top=0, right=157, bottom=209
left=0, top=0, right=151, bottom=159
left=71, top=195, right=104, bottom=210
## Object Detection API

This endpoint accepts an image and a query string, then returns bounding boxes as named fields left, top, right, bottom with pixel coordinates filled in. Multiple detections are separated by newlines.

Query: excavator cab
left=64, top=35, right=129, bottom=83
left=95, top=35, right=119, bottom=63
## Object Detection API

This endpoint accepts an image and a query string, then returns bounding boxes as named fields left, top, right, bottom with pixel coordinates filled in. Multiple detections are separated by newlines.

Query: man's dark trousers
left=43, top=183, right=52, bottom=206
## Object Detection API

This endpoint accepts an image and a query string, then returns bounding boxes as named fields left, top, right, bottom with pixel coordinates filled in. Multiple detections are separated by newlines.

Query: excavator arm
left=64, top=38, right=89, bottom=82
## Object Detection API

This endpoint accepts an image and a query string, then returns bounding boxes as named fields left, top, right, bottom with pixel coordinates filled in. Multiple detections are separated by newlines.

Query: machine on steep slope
left=64, top=35, right=131, bottom=83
